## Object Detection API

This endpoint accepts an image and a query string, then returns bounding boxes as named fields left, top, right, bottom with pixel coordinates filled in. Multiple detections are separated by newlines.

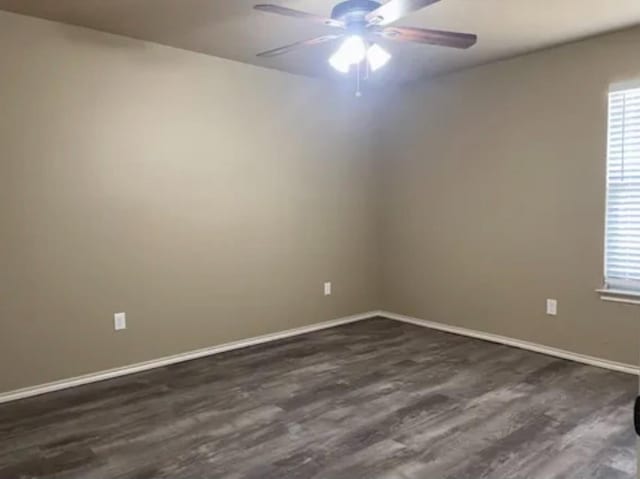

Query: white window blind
left=605, top=86, right=640, bottom=292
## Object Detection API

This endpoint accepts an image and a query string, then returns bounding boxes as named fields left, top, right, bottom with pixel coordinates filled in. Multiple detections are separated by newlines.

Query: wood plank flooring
left=0, top=317, right=636, bottom=478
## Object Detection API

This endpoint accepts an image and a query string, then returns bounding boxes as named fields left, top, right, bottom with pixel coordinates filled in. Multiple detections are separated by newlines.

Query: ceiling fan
left=253, top=0, right=477, bottom=80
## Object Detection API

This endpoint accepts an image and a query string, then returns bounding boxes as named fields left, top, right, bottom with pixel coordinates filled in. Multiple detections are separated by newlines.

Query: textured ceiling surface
left=1, top=0, right=639, bottom=84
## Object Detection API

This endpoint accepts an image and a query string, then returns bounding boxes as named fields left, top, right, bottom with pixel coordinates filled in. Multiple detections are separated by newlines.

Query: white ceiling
left=0, top=0, right=639, bottom=84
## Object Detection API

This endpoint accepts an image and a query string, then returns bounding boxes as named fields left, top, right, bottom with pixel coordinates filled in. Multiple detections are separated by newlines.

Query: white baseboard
left=0, top=311, right=379, bottom=404
left=380, top=311, right=640, bottom=375
left=2, top=309, right=637, bottom=405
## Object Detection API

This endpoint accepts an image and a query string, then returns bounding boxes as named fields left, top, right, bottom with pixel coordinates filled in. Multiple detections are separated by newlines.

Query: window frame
left=600, top=80, right=640, bottom=302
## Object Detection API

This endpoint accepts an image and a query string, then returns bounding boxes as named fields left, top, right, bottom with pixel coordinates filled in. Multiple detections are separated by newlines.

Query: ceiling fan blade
left=366, top=0, right=442, bottom=26
left=254, top=4, right=344, bottom=28
left=375, top=26, right=477, bottom=49
left=257, top=34, right=343, bottom=57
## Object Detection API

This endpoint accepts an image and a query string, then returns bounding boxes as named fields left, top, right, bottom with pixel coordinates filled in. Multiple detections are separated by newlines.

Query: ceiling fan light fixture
left=367, top=43, right=391, bottom=71
left=255, top=1, right=478, bottom=80
left=329, top=35, right=366, bottom=73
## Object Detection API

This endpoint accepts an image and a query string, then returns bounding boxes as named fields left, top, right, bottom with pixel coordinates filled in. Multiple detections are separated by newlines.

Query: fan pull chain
left=364, top=40, right=371, bottom=81
left=355, top=61, right=362, bottom=97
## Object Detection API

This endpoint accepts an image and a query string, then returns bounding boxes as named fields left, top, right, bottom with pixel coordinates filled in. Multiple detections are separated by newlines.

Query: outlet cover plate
left=114, top=312, right=126, bottom=330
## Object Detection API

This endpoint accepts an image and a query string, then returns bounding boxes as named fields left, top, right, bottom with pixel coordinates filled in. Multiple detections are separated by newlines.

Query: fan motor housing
left=331, top=0, right=381, bottom=25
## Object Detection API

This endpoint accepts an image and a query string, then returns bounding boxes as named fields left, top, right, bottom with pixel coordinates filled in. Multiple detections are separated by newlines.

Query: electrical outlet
left=546, top=299, right=557, bottom=316
left=324, top=282, right=332, bottom=296
left=114, top=312, right=126, bottom=331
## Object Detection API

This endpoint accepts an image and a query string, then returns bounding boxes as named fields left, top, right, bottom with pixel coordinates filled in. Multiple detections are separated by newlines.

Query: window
left=604, top=84, right=640, bottom=294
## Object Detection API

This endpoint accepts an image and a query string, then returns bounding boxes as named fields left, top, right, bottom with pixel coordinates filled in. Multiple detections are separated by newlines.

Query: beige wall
left=379, top=27, right=640, bottom=365
left=3, top=10, right=640, bottom=395
left=0, top=11, right=380, bottom=393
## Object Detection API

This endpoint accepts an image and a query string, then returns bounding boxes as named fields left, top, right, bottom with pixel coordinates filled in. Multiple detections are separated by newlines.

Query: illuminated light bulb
left=329, top=35, right=367, bottom=73
left=367, top=43, right=391, bottom=71
left=329, top=51, right=351, bottom=73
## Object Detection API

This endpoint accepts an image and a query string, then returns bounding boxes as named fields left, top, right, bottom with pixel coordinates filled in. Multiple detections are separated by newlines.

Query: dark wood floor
left=0, top=318, right=636, bottom=478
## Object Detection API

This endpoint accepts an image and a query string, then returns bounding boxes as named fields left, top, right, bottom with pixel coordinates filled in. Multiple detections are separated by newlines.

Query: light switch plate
left=546, top=299, right=557, bottom=316
left=324, top=282, right=332, bottom=296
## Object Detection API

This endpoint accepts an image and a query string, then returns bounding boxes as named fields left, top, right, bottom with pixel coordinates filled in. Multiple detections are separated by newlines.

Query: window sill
left=597, top=288, right=640, bottom=305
